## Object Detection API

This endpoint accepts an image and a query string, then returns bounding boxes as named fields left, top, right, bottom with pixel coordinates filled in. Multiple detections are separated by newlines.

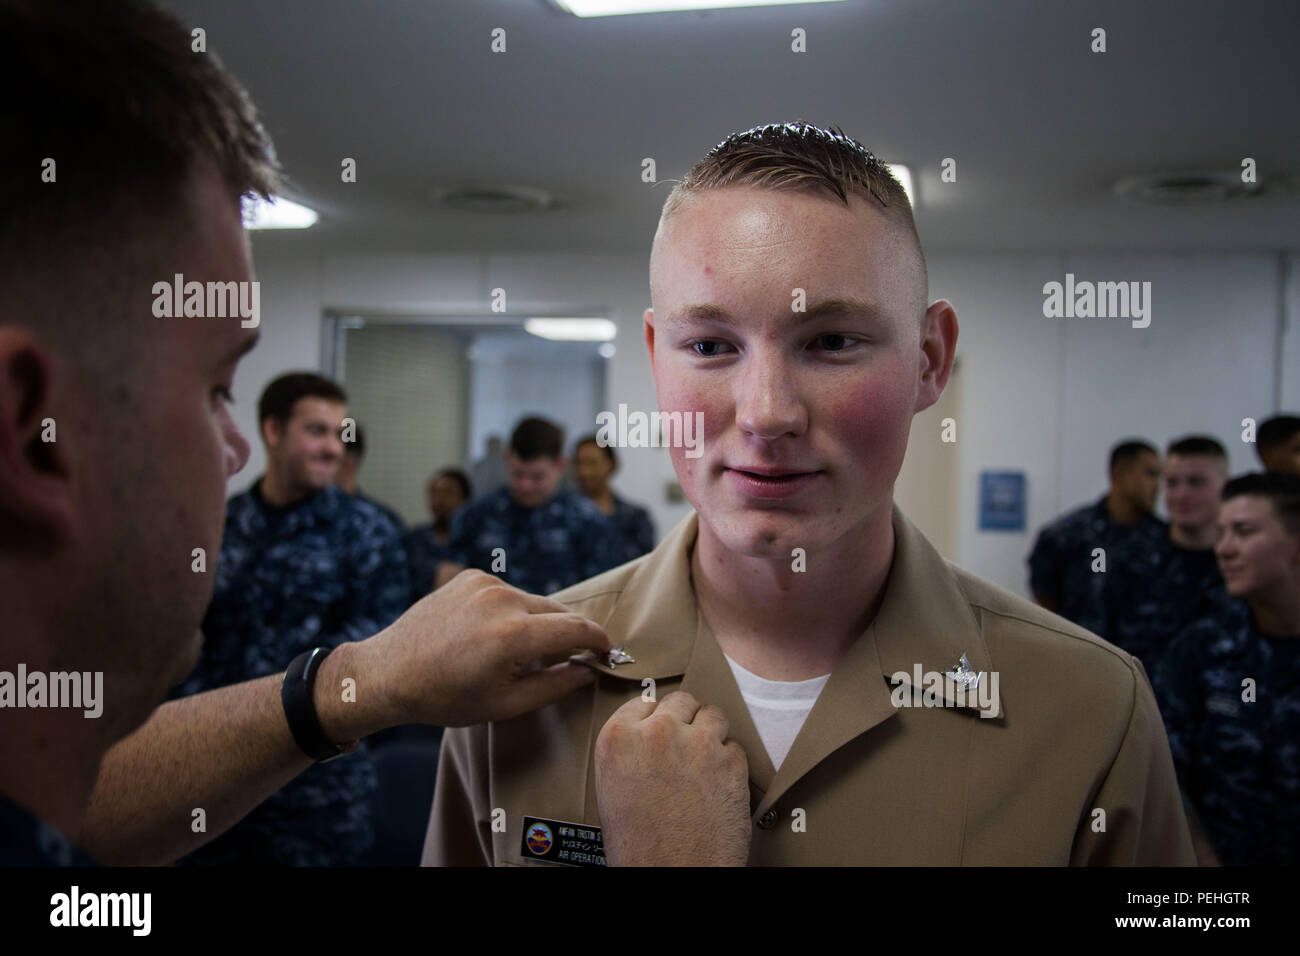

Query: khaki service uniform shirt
left=423, top=506, right=1195, bottom=865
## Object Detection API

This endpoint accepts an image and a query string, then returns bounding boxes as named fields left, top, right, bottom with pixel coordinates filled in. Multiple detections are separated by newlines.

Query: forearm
left=78, top=642, right=391, bottom=865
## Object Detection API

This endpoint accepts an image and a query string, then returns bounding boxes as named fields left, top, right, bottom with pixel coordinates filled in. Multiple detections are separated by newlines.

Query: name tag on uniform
left=521, top=816, right=606, bottom=867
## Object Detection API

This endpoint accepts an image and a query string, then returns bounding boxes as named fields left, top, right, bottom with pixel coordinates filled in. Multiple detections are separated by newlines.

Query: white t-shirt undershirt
left=722, top=651, right=831, bottom=772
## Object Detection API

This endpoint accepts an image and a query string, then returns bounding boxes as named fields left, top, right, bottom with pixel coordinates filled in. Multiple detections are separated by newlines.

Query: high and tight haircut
left=661, top=121, right=924, bottom=286
left=1110, top=439, right=1159, bottom=473
left=1, top=0, right=281, bottom=352
left=1222, top=471, right=1300, bottom=536
left=257, top=373, right=347, bottom=428
left=510, top=417, right=565, bottom=462
left=1167, top=435, right=1228, bottom=461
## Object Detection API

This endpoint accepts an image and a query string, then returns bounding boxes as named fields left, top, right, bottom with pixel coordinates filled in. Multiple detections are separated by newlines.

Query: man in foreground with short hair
left=1154, top=472, right=1300, bottom=866
left=0, top=0, right=609, bottom=867
left=424, top=123, right=1194, bottom=866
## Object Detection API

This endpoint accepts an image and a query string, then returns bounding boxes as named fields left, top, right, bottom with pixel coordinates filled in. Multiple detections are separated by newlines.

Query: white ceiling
left=161, top=0, right=1300, bottom=255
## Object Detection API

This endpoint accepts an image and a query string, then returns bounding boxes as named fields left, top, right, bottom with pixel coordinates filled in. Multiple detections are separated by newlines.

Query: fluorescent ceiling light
left=242, top=195, right=319, bottom=230
left=554, top=0, right=847, bottom=16
left=886, top=164, right=914, bottom=208
left=525, top=318, right=617, bottom=341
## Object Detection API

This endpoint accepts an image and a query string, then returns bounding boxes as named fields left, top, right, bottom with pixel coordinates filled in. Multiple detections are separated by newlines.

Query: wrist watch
left=280, top=647, right=358, bottom=763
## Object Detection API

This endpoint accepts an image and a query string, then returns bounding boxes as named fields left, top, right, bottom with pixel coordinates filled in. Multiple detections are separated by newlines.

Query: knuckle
left=699, top=702, right=727, bottom=725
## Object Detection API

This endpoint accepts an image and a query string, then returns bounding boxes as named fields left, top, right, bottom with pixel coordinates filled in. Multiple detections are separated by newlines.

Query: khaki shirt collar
left=574, top=503, right=1001, bottom=805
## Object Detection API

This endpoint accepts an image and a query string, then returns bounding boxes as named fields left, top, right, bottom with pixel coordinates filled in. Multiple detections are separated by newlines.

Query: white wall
left=1283, top=256, right=1300, bottom=412
left=234, top=243, right=1294, bottom=595
left=932, top=252, right=1285, bottom=597
left=466, top=333, right=605, bottom=474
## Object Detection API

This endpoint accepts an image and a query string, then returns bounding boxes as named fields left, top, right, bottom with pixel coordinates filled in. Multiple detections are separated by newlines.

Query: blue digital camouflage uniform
left=401, top=522, right=451, bottom=607
left=171, top=479, right=409, bottom=866
left=1153, top=598, right=1300, bottom=865
left=608, top=494, right=655, bottom=564
left=1027, top=495, right=1169, bottom=642
left=0, top=793, right=98, bottom=866
left=444, top=486, right=621, bottom=595
left=354, top=489, right=405, bottom=536
left=1109, top=538, right=1226, bottom=673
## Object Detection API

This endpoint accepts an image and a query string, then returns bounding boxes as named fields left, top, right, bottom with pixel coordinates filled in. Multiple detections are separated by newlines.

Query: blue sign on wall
left=979, top=471, right=1026, bottom=531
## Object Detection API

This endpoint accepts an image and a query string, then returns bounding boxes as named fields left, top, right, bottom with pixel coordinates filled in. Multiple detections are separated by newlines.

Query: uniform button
left=757, top=809, right=778, bottom=830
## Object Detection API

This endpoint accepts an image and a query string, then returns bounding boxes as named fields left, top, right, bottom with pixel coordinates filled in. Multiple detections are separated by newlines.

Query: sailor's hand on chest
left=594, top=691, right=751, bottom=866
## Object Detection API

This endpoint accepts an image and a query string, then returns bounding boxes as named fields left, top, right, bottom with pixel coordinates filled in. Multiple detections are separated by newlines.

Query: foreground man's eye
left=692, top=340, right=730, bottom=357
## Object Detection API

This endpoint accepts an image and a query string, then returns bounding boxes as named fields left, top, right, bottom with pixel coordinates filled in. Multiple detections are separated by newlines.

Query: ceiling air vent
left=1113, top=170, right=1263, bottom=205
left=430, top=184, right=556, bottom=213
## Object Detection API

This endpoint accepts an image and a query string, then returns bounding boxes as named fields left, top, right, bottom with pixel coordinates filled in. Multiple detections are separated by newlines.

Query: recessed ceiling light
left=552, top=0, right=847, bottom=16
left=525, top=318, right=617, bottom=341
left=242, top=195, right=318, bottom=229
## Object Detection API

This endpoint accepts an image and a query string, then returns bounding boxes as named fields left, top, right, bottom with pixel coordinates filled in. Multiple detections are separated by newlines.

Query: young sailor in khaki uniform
left=423, top=122, right=1195, bottom=866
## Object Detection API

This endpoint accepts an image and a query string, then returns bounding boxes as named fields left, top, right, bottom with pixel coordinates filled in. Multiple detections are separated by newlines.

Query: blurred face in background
left=1215, top=495, right=1300, bottom=600
left=428, top=473, right=468, bottom=522
left=575, top=441, right=616, bottom=498
left=506, top=452, right=566, bottom=509
left=1164, top=454, right=1226, bottom=532
left=262, top=397, right=347, bottom=500
left=1260, top=433, right=1300, bottom=476
left=1114, top=450, right=1162, bottom=514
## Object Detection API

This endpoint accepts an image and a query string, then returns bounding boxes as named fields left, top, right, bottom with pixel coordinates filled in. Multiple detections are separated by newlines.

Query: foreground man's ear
left=915, top=299, right=959, bottom=414
left=0, top=326, right=76, bottom=549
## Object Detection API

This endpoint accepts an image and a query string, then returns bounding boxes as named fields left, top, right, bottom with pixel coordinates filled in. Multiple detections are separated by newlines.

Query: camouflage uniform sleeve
left=1071, top=656, right=1196, bottom=865
left=334, top=512, right=409, bottom=644
left=1151, top=626, right=1206, bottom=789
left=421, top=724, right=494, bottom=866
left=1027, top=524, right=1063, bottom=603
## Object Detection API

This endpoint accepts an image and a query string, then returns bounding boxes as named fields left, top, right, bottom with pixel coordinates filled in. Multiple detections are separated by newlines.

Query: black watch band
left=281, top=647, right=350, bottom=763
